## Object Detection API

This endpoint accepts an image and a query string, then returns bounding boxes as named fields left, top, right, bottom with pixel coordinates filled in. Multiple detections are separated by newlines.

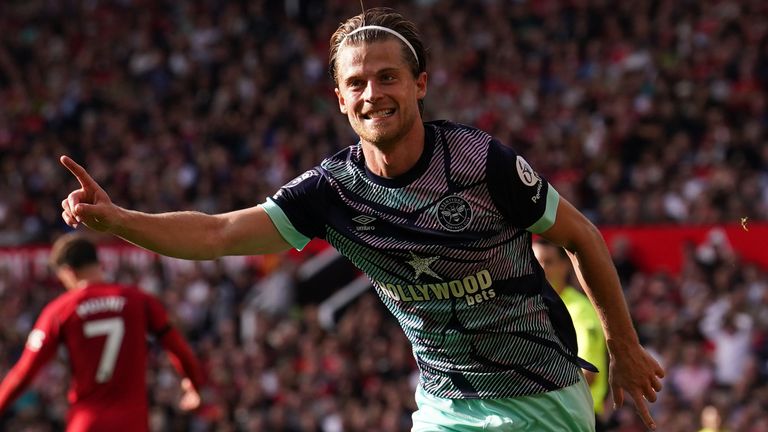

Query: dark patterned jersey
left=264, top=120, right=589, bottom=399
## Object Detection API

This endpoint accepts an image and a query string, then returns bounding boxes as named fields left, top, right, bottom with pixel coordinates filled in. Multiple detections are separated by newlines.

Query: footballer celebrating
left=59, top=8, right=663, bottom=431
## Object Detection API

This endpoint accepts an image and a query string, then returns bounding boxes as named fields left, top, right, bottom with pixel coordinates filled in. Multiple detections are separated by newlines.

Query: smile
left=363, top=109, right=395, bottom=119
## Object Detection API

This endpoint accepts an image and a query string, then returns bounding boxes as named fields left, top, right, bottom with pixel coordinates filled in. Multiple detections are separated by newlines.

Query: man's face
left=532, top=243, right=569, bottom=287
left=334, top=39, right=427, bottom=150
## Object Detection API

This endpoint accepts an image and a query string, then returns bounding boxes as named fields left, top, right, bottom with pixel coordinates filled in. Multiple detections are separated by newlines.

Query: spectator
left=698, top=404, right=727, bottom=432
left=669, top=342, right=714, bottom=409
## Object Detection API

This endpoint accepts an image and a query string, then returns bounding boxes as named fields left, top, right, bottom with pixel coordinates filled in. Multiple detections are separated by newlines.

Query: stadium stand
left=1, top=0, right=767, bottom=431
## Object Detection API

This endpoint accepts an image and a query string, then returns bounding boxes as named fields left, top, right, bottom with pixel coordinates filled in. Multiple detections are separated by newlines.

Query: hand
left=179, top=378, right=201, bottom=411
left=60, top=155, right=116, bottom=232
left=608, top=340, right=665, bottom=430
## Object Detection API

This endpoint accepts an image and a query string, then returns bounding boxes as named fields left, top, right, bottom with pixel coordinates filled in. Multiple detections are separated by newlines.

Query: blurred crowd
left=1, top=0, right=768, bottom=431
left=2, top=0, right=768, bottom=246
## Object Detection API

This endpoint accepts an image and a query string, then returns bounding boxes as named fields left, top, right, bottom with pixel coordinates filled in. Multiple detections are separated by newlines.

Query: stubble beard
left=352, top=112, right=417, bottom=152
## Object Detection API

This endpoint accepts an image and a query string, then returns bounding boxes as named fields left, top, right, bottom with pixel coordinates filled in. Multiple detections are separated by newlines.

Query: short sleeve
left=263, top=168, right=329, bottom=250
left=486, top=139, right=559, bottom=233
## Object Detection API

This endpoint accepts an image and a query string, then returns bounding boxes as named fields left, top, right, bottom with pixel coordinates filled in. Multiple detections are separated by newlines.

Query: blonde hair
left=328, top=7, right=425, bottom=85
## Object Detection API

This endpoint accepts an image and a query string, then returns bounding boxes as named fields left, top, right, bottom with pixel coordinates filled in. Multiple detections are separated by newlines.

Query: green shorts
left=411, top=375, right=595, bottom=432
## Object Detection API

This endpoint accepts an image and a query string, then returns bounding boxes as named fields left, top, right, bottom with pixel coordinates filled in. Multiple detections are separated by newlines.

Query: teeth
left=367, top=109, right=393, bottom=118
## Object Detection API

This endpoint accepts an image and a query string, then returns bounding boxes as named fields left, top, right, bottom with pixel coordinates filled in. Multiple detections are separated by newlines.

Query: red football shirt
left=0, top=283, right=203, bottom=432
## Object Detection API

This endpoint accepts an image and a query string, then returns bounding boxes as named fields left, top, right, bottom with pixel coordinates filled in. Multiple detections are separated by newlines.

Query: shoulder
left=44, top=290, right=80, bottom=316
left=321, top=144, right=360, bottom=169
left=118, top=284, right=162, bottom=305
left=274, top=147, right=358, bottom=190
left=272, top=164, right=334, bottom=206
left=80, top=283, right=156, bottom=312
left=426, top=120, right=493, bottom=145
left=32, top=290, right=80, bottom=333
left=86, top=282, right=140, bottom=296
left=426, top=119, right=482, bottom=133
left=118, top=284, right=150, bottom=299
left=428, top=120, right=526, bottom=167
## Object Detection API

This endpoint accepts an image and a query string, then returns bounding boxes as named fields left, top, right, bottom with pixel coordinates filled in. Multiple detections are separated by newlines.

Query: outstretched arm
left=540, top=197, right=665, bottom=431
left=60, top=156, right=292, bottom=259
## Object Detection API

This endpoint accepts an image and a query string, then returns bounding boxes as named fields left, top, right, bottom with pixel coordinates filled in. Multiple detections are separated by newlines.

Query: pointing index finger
left=60, top=155, right=97, bottom=190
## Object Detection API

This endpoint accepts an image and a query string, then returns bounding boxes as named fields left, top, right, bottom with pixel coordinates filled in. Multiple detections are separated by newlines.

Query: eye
left=381, top=74, right=396, bottom=82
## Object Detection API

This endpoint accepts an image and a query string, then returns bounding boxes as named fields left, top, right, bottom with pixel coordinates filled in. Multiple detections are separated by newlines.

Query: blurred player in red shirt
left=0, top=233, right=205, bottom=431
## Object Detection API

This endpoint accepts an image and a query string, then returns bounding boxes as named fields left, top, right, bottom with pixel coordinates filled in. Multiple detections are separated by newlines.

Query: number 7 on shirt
left=83, top=317, right=125, bottom=383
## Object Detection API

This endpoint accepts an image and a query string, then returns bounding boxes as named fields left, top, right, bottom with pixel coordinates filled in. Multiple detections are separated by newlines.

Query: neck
left=362, top=122, right=425, bottom=178
left=75, top=277, right=102, bottom=289
left=71, top=267, right=104, bottom=290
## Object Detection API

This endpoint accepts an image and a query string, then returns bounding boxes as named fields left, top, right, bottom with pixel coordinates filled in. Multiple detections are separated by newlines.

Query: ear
left=415, top=72, right=428, bottom=99
left=335, top=87, right=348, bottom=114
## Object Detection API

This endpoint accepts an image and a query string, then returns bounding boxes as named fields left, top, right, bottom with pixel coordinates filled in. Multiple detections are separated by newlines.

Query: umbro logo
left=352, top=215, right=376, bottom=225
left=352, top=215, right=376, bottom=231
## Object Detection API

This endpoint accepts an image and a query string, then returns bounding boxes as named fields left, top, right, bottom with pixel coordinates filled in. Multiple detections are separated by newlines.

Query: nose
left=362, top=80, right=382, bottom=103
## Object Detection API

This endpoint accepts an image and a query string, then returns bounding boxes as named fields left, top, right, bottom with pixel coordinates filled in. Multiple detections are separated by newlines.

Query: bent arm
left=539, top=197, right=664, bottom=429
left=539, top=198, right=636, bottom=347
left=110, top=205, right=292, bottom=260
left=160, top=327, right=205, bottom=391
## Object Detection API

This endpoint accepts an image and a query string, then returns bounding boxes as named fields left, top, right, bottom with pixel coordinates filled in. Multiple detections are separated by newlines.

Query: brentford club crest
left=437, top=195, right=472, bottom=232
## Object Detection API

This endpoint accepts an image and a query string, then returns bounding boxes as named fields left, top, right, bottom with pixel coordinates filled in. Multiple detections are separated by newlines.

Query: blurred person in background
left=668, top=342, right=714, bottom=410
left=0, top=233, right=205, bottom=431
left=533, top=239, right=609, bottom=430
left=698, top=404, right=727, bottom=432
left=59, top=7, right=663, bottom=432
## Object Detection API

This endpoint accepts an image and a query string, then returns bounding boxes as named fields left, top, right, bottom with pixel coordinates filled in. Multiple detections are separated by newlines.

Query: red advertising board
left=600, top=222, right=767, bottom=274
left=0, top=226, right=764, bottom=279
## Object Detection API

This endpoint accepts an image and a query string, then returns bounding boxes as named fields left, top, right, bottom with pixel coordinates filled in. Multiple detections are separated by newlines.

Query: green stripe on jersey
left=526, top=186, right=560, bottom=234
left=262, top=198, right=311, bottom=250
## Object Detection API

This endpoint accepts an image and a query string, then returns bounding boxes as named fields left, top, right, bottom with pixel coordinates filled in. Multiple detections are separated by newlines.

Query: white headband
left=341, top=25, right=420, bottom=67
